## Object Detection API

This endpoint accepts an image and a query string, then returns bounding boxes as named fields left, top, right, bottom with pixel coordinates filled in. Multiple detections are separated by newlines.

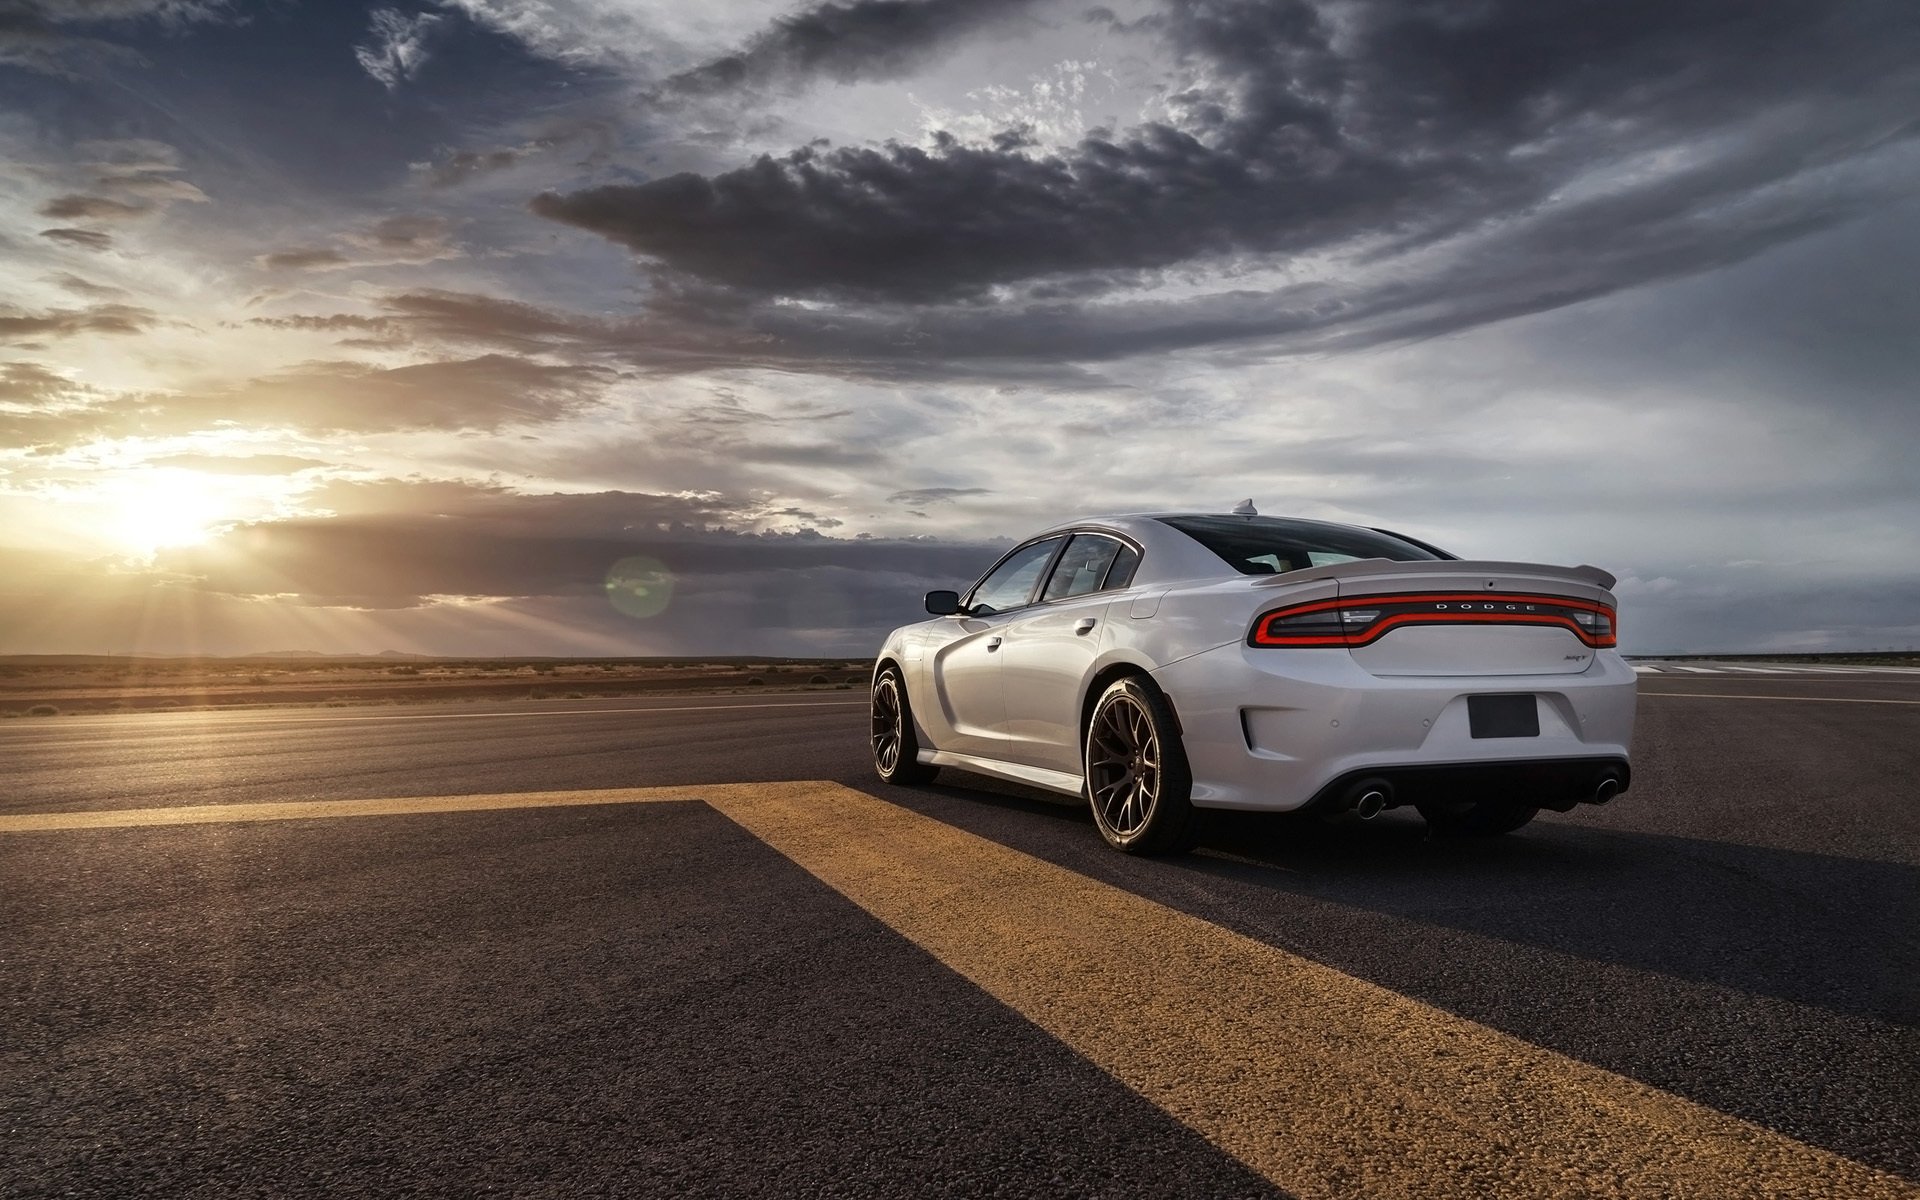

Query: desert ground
left=0, top=656, right=870, bottom=717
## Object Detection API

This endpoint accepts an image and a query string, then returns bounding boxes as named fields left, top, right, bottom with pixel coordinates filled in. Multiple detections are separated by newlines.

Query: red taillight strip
left=1250, top=592, right=1617, bottom=649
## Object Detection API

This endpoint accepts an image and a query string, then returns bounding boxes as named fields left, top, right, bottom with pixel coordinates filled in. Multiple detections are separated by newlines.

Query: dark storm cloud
left=0, top=301, right=154, bottom=341
left=159, top=481, right=999, bottom=620
left=661, top=0, right=1040, bottom=98
left=534, top=0, right=1920, bottom=366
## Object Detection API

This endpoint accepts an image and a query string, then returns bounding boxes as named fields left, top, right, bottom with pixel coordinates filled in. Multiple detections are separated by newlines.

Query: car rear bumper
left=1148, top=642, right=1637, bottom=812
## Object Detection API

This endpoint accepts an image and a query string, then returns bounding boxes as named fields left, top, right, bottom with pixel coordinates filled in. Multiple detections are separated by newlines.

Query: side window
left=1105, top=543, right=1141, bottom=590
left=1042, top=535, right=1125, bottom=602
left=968, top=537, right=1063, bottom=614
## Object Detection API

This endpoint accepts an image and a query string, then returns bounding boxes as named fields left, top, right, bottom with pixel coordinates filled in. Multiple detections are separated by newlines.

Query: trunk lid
left=1255, top=559, right=1618, bottom=677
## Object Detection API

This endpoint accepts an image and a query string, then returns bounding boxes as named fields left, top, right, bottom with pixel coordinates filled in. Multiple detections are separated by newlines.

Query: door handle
left=986, top=635, right=1004, bottom=651
left=1075, top=618, right=1098, bottom=635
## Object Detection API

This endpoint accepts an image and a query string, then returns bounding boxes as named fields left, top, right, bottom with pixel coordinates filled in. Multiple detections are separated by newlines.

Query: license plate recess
left=1468, top=694, right=1539, bottom=739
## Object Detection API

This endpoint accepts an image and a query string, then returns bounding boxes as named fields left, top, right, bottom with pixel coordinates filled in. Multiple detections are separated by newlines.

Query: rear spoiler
left=1250, top=558, right=1618, bottom=590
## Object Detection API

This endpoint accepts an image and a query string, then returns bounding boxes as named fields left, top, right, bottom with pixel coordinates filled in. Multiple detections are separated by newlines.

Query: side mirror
left=924, top=589, right=963, bottom=616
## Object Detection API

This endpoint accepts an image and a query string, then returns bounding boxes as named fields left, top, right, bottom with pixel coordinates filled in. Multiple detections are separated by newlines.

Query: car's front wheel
left=871, top=666, right=939, bottom=785
left=1084, top=676, right=1199, bottom=854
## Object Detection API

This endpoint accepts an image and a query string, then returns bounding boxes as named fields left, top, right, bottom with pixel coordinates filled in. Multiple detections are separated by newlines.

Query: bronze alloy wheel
left=1088, top=692, right=1160, bottom=839
left=871, top=673, right=905, bottom=775
left=870, top=666, right=939, bottom=785
left=1084, top=676, right=1198, bottom=854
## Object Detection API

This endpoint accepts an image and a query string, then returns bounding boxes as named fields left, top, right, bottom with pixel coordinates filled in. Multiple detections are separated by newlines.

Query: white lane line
left=1632, top=666, right=1662, bottom=674
left=1641, top=692, right=1920, bottom=706
left=13, top=700, right=870, bottom=729
left=1668, top=666, right=1723, bottom=674
left=1712, top=666, right=1790, bottom=674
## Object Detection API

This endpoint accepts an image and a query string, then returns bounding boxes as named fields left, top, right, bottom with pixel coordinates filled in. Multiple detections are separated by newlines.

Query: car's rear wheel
left=1416, top=799, right=1539, bottom=836
left=1085, top=676, right=1199, bottom=855
left=871, top=666, right=939, bottom=785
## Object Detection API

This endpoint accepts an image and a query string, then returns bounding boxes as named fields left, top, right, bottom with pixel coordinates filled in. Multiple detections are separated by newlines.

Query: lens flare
left=605, top=555, right=673, bottom=619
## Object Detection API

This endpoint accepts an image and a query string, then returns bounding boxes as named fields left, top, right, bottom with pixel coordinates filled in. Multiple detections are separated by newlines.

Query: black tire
left=871, top=666, right=939, bottom=785
left=1416, top=799, right=1539, bottom=836
left=1083, top=676, right=1200, bottom=855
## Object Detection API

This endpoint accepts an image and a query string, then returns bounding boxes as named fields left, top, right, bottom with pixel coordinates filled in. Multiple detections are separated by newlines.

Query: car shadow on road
left=893, top=775, right=1919, bottom=1031
left=1187, top=807, right=1920, bottom=1029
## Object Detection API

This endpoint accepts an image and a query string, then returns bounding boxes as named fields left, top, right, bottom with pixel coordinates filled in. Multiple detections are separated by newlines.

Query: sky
left=1, top=0, right=1916, bottom=658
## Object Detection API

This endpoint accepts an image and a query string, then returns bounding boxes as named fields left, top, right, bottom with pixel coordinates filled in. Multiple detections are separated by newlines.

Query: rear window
left=1158, top=515, right=1444, bottom=576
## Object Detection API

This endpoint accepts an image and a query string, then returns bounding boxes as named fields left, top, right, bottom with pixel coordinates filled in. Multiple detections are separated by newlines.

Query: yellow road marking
left=7, top=781, right=1915, bottom=1198
left=707, top=783, right=1917, bottom=1200
left=0, top=788, right=698, bottom=832
left=20, top=698, right=867, bottom=728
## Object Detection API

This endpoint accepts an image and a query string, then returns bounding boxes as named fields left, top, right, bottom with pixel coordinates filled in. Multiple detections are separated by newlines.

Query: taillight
left=1250, top=594, right=1617, bottom=648
left=1571, top=608, right=1617, bottom=645
left=1250, top=602, right=1378, bottom=646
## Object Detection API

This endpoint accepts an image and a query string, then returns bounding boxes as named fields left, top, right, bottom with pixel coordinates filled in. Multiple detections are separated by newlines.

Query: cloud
left=531, top=0, right=1920, bottom=368
left=0, top=360, right=82, bottom=403
left=341, top=214, right=460, bottom=263
left=162, top=355, right=613, bottom=434
left=37, top=193, right=149, bottom=220
left=0, top=301, right=155, bottom=342
left=142, top=452, right=332, bottom=474
left=0, top=354, right=614, bottom=446
left=245, top=313, right=396, bottom=334
left=38, top=226, right=114, bottom=250
left=661, top=0, right=1041, bottom=98
left=45, top=271, right=126, bottom=297
left=354, top=7, right=445, bottom=90
left=23, top=139, right=207, bottom=259
left=242, top=285, right=1108, bottom=384
left=0, top=361, right=108, bottom=445
left=413, top=124, right=612, bottom=188
left=887, top=486, right=990, bottom=505
left=255, top=247, right=351, bottom=271
left=95, top=173, right=206, bottom=204
left=254, top=215, right=460, bottom=272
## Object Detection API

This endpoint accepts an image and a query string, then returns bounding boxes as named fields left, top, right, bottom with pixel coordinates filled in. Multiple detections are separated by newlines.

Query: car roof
left=1009, top=511, right=1446, bottom=588
left=1019, top=512, right=1341, bottom=585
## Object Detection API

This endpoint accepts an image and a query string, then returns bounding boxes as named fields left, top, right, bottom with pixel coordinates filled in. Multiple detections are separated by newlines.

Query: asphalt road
left=3, top=664, right=1917, bottom=1197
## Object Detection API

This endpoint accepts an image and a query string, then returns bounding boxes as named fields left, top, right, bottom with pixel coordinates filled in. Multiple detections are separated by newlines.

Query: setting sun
left=99, top=471, right=230, bottom=557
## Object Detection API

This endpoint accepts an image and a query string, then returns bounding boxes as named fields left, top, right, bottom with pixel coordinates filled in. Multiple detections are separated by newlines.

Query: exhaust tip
left=1354, top=789, right=1389, bottom=820
left=1593, top=778, right=1620, bottom=805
